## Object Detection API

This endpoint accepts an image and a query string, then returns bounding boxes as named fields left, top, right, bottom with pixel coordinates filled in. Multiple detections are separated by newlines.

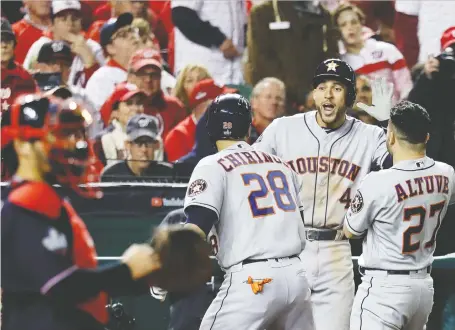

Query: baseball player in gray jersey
left=254, top=58, right=394, bottom=330
left=344, top=101, right=455, bottom=329
left=184, top=94, right=314, bottom=330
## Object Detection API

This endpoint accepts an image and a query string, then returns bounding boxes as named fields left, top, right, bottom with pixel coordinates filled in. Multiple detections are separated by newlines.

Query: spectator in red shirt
left=1, top=18, right=37, bottom=112
left=164, top=79, right=232, bottom=162
left=127, top=48, right=186, bottom=139
left=12, top=0, right=51, bottom=65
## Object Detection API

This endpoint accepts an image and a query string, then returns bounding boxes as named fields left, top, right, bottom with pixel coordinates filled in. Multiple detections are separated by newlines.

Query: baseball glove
left=147, top=225, right=212, bottom=293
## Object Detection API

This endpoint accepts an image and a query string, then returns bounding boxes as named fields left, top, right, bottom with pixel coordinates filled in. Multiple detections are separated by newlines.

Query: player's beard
left=316, top=104, right=347, bottom=129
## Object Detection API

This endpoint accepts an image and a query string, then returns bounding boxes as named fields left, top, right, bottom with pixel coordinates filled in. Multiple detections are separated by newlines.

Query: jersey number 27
left=402, top=201, right=445, bottom=254
left=242, top=171, right=297, bottom=217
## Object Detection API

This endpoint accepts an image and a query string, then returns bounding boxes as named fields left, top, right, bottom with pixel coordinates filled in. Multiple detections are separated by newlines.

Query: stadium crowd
left=1, top=0, right=455, bottom=329
left=1, top=0, right=455, bottom=180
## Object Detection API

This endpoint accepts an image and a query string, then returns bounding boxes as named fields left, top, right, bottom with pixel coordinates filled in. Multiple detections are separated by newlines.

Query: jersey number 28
left=241, top=171, right=297, bottom=217
left=402, top=201, right=445, bottom=254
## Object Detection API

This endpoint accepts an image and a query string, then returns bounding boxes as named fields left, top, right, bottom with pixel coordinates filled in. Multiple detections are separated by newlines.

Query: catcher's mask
left=1, top=94, right=101, bottom=198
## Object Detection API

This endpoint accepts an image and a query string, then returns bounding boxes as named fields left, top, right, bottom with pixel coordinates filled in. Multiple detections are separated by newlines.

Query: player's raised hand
left=356, top=77, right=394, bottom=121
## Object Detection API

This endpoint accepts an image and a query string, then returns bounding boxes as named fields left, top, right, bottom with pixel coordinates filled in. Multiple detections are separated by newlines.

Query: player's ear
left=13, top=139, right=34, bottom=158
left=425, top=133, right=430, bottom=144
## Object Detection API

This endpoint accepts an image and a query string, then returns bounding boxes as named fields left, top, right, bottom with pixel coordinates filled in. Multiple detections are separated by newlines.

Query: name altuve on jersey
left=395, top=175, right=450, bottom=203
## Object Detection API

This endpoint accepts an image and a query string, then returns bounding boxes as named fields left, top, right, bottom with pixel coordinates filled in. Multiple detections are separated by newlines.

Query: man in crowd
left=101, top=114, right=173, bottom=181
left=1, top=18, right=36, bottom=112
left=86, top=0, right=134, bottom=43
left=127, top=48, right=186, bottom=139
left=12, top=0, right=51, bottom=64
left=249, top=77, right=286, bottom=143
left=171, top=0, right=246, bottom=84
left=85, top=12, right=139, bottom=111
left=164, top=79, right=231, bottom=162
left=24, top=0, right=105, bottom=89
left=350, top=75, right=378, bottom=126
left=33, top=40, right=102, bottom=138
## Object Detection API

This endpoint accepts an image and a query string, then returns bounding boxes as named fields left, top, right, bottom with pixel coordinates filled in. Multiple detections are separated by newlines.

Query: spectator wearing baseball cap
left=98, top=84, right=147, bottom=166
left=101, top=114, right=173, bottom=181
left=34, top=41, right=73, bottom=91
left=23, top=0, right=105, bottom=90
left=1, top=18, right=37, bottom=112
left=127, top=48, right=186, bottom=140
left=12, top=0, right=51, bottom=65
left=131, top=19, right=176, bottom=96
left=85, top=13, right=140, bottom=112
left=33, top=40, right=103, bottom=139
left=98, top=48, right=163, bottom=126
left=164, top=79, right=233, bottom=161
left=86, top=0, right=133, bottom=44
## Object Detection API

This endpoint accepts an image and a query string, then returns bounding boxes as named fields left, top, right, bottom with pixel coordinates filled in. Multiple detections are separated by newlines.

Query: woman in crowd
left=172, top=64, right=211, bottom=114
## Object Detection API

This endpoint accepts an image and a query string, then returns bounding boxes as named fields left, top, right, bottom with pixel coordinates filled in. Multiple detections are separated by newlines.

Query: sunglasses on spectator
left=124, top=99, right=144, bottom=106
left=112, top=26, right=139, bottom=41
left=133, top=138, right=156, bottom=147
left=134, top=70, right=161, bottom=79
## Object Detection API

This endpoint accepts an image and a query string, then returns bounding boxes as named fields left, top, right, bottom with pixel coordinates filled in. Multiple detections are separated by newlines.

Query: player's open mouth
left=322, top=103, right=335, bottom=113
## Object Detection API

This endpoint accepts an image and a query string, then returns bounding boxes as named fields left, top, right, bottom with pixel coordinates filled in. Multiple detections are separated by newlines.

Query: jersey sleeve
left=184, top=159, right=224, bottom=217
left=344, top=174, right=379, bottom=236
left=253, top=119, right=279, bottom=155
left=371, top=126, right=389, bottom=169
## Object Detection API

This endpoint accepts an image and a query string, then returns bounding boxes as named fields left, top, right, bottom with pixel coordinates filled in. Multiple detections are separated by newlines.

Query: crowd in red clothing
left=1, top=0, right=455, bottom=181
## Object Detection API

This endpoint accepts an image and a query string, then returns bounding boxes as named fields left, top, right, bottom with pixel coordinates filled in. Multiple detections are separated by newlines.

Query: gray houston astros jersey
left=183, top=141, right=306, bottom=269
left=345, top=157, right=455, bottom=270
left=254, top=111, right=388, bottom=228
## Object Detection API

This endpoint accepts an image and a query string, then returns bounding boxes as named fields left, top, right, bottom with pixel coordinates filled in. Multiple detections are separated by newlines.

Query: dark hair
left=390, top=101, right=431, bottom=144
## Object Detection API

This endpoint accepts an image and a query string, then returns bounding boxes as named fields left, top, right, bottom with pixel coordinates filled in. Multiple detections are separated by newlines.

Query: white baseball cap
left=52, top=0, right=81, bottom=16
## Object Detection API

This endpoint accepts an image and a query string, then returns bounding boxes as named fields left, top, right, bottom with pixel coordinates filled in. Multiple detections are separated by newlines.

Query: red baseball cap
left=129, top=48, right=162, bottom=72
left=99, top=83, right=147, bottom=124
left=111, top=84, right=147, bottom=106
left=441, top=26, right=455, bottom=50
left=189, top=79, right=235, bottom=109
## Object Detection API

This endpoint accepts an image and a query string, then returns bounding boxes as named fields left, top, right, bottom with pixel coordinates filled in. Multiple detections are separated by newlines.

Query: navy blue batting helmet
left=206, top=94, right=252, bottom=142
left=313, top=58, right=357, bottom=107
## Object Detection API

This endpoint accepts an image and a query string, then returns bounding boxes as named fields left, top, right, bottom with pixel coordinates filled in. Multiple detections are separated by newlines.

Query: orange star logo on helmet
left=326, top=61, right=339, bottom=72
